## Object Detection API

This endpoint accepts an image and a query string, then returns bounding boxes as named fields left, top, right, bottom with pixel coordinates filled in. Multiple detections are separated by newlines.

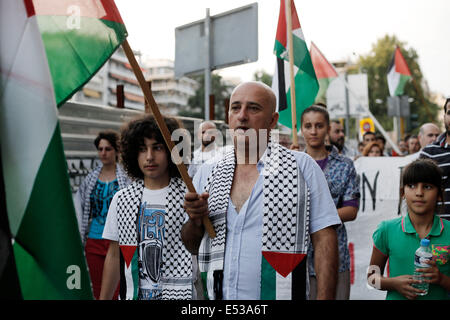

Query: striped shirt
left=419, top=133, right=450, bottom=219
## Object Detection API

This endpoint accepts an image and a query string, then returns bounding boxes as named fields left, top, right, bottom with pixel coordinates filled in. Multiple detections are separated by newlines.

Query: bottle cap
left=420, top=238, right=430, bottom=247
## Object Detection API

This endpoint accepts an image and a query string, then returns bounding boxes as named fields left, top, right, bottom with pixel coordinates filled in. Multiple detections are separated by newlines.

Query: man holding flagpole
left=182, top=81, right=341, bottom=300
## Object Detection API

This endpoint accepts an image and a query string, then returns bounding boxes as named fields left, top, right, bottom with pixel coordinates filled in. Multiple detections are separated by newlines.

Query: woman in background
left=301, top=105, right=360, bottom=299
left=75, top=130, right=131, bottom=299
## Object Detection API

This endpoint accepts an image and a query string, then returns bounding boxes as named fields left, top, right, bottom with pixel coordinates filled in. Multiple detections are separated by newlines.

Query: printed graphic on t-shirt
left=137, top=201, right=166, bottom=299
left=89, top=180, right=119, bottom=239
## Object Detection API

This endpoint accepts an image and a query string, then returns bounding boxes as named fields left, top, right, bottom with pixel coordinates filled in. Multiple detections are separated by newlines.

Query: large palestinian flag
left=272, top=0, right=318, bottom=129
left=0, top=0, right=126, bottom=299
left=310, top=42, right=338, bottom=105
left=387, top=46, right=412, bottom=97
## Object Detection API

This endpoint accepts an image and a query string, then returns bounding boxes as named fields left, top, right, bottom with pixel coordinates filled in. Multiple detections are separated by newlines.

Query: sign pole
left=344, top=72, right=350, bottom=138
left=204, top=8, right=211, bottom=120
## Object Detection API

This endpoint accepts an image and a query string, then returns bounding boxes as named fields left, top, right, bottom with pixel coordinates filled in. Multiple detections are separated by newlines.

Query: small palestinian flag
left=387, top=46, right=412, bottom=96
left=310, top=41, right=338, bottom=104
left=261, top=251, right=307, bottom=300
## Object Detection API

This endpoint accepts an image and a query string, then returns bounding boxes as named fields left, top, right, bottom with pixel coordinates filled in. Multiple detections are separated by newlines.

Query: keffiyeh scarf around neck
left=116, top=177, right=192, bottom=300
left=198, top=141, right=311, bottom=300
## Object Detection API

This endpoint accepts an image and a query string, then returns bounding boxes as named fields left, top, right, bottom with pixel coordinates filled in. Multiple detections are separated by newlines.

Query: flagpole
left=285, top=0, right=298, bottom=147
left=121, top=39, right=216, bottom=239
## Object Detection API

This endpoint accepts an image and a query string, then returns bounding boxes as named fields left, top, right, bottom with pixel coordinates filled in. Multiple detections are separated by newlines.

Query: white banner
left=347, top=155, right=417, bottom=299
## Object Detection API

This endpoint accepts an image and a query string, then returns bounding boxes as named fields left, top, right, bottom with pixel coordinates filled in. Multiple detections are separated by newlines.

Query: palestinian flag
left=387, top=46, right=412, bottom=97
left=33, top=0, right=127, bottom=106
left=0, top=0, right=126, bottom=299
left=310, top=42, right=338, bottom=104
left=272, top=0, right=318, bottom=129
left=261, top=252, right=307, bottom=299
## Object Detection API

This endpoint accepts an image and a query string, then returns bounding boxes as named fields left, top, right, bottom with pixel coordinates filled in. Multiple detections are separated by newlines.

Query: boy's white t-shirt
left=103, top=186, right=169, bottom=299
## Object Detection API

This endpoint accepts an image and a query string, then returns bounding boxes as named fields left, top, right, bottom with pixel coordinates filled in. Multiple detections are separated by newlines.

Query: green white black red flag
left=272, top=0, right=318, bottom=129
left=0, top=0, right=127, bottom=299
left=387, top=46, right=412, bottom=96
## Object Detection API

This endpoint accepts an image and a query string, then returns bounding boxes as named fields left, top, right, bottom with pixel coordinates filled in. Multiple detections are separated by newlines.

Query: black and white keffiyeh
left=198, top=140, right=310, bottom=300
left=116, top=178, right=192, bottom=300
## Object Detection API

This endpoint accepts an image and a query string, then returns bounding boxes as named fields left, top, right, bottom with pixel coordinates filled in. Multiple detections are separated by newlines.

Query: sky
left=115, top=0, right=450, bottom=98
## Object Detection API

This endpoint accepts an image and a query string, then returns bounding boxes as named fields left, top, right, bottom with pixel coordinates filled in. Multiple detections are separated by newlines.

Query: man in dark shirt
left=419, top=98, right=450, bottom=220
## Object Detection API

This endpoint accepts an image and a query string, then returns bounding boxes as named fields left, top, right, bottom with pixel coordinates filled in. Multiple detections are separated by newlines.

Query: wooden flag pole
left=286, top=0, right=298, bottom=146
left=121, top=39, right=216, bottom=239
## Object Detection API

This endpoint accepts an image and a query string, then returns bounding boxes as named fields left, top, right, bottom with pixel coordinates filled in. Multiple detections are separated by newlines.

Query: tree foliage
left=353, top=34, right=439, bottom=133
left=178, top=73, right=232, bottom=120
left=178, top=70, right=275, bottom=121
left=253, top=69, right=273, bottom=87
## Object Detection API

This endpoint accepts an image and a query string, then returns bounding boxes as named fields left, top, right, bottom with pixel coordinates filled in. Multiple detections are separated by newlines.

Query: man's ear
left=270, top=112, right=279, bottom=129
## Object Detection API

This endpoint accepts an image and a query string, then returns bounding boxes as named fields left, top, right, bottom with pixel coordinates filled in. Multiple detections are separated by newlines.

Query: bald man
left=182, top=81, right=340, bottom=300
left=188, top=121, right=223, bottom=178
left=418, top=122, right=440, bottom=149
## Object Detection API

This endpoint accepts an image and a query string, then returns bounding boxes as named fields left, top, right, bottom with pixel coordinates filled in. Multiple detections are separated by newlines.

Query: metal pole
left=116, top=84, right=124, bottom=109
left=102, top=60, right=109, bottom=106
left=342, top=79, right=401, bottom=155
left=344, top=73, right=350, bottom=138
left=393, top=116, right=398, bottom=143
left=204, top=8, right=211, bottom=120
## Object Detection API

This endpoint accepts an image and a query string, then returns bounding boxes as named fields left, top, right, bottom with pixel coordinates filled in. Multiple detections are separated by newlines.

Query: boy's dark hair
left=405, top=134, right=418, bottom=142
left=375, top=134, right=386, bottom=144
left=403, top=134, right=411, bottom=143
left=94, top=130, right=120, bottom=152
left=301, top=105, right=330, bottom=126
left=363, top=131, right=376, bottom=139
left=120, top=114, right=182, bottom=180
left=400, top=158, right=444, bottom=213
left=331, top=119, right=341, bottom=126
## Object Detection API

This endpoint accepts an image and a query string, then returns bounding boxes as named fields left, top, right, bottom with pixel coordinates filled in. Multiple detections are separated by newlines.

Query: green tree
left=178, top=73, right=232, bottom=120
left=354, top=35, right=439, bottom=133
left=253, top=69, right=273, bottom=87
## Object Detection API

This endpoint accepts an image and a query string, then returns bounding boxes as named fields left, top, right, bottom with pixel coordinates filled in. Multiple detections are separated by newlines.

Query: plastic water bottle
left=412, top=238, right=432, bottom=295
